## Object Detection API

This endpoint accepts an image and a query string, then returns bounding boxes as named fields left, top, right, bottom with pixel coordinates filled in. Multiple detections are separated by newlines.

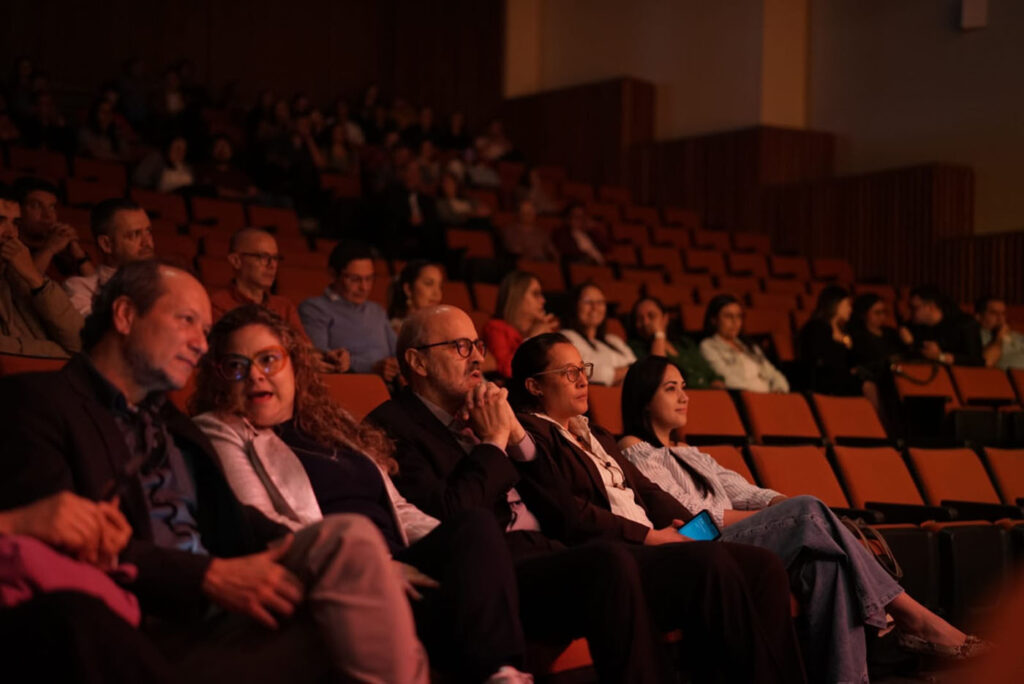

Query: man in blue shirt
left=299, top=241, right=400, bottom=382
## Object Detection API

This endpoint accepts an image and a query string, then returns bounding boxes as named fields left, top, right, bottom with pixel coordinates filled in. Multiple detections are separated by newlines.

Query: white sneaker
left=484, top=665, right=534, bottom=684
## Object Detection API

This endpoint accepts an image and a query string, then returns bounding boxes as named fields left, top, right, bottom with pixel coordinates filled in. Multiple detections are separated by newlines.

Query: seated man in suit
left=0, top=260, right=427, bottom=683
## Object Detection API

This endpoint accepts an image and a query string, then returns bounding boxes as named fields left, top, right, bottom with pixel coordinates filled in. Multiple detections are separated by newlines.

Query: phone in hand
left=677, top=509, right=722, bottom=541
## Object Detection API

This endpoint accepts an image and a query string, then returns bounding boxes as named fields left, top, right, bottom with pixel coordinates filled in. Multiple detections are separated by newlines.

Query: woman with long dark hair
left=627, top=296, right=721, bottom=389
left=481, top=270, right=558, bottom=378
left=797, top=285, right=863, bottom=395
left=560, top=282, right=635, bottom=386
left=191, top=305, right=533, bottom=684
left=387, top=260, right=444, bottom=334
left=617, top=355, right=984, bottom=682
left=699, top=294, right=789, bottom=392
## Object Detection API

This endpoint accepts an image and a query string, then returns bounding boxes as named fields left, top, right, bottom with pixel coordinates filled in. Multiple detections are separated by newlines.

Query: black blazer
left=0, top=355, right=287, bottom=620
left=368, top=388, right=571, bottom=540
left=518, top=413, right=692, bottom=546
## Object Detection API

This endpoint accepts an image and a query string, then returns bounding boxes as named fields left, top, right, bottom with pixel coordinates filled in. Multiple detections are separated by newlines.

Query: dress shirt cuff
left=506, top=432, right=538, bottom=462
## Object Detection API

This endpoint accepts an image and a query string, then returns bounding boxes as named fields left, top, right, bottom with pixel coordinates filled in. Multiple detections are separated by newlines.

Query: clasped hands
left=456, top=381, right=524, bottom=449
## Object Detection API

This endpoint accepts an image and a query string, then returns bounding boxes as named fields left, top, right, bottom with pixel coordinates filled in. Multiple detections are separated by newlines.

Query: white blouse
left=622, top=441, right=782, bottom=527
left=561, top=329, right=637, bottom=386
left=533, top=413, right=653, bottom=529
left=699, top=334, right=789, bottom=393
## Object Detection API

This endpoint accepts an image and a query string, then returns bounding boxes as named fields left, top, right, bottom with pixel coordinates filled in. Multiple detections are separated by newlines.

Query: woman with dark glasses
left=508, top=333, right=807, bottom=684
left=190, top=305, right=534, bottom=684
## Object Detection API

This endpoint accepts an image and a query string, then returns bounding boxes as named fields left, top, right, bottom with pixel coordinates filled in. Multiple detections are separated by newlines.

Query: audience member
left=0, top=186, right=83, bottom=356
left=560, top=283, right=635, bottom=386
left=190, top=305, right=533, bottom=683
left=299, top=241, right=399, bottom=382
left=195, top=135, right=258, bottom=199
left=976, top=295, right=1024, bottom=370
left=64, top=198, right=154, bottom=316
left=383, top=162, right=440, bottom=258
left=905, top=284, right=984, bottom=366
left=22, top=91, right=73, bottom=153
left=368, top=305, right=675, bottom=683
left=475, top=119, right=513, bottom=162
left=798, top=285, right=863, bottom=396
left=0, top=261, right=429, bottom=683
left=699, top=294, right=788, bottom=393
left=482, top=270, right=559, bottom=378
left=133, top=134, right=194, bottom=193
left=387, top=260, right=444, bottom=334
left=330, top=99, right=364, bottom=146
left=77, top=97, right=130, bottom=161
left=849, top=293, right=907, bottom=379
left=416, top=140, right=441, bottom=189
left=321, top=123, right=358, bottom=175
left=520, top=168, right=563, bottom=215
left=499, top=198, right=558, bottom=262
left=403, top=107, right=438, bottom=149
left=508, top=333, right=806, bottom=683
left=15, top=177, right=95, bottom=279
left=628, top=297, right=722, bottom=389
left=438, top=111, right=472, bottom=151
left=618, top=356, right=987, bottom=681
left=435, top=172, right=491, bottom=226
left=0, top=92, right=21, bottom=143
left=552, top=203, right=608, bottom=265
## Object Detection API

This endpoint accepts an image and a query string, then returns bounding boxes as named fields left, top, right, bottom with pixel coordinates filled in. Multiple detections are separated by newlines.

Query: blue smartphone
left=677, top=510, right=721, bottom=541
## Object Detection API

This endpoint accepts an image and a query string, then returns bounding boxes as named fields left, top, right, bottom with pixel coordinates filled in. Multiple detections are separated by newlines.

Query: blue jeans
left=722, top=496, right=903, bottom=684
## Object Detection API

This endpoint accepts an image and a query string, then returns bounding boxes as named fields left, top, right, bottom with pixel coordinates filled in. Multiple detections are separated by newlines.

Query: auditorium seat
left=533, top=165, right=566, bottom=184
left=750, top=291, right=800, bottom=311
left=369, top=276, right=390, bottom=306
left=747, top=445, right=848, bottom=507
left=950, top=366, right=1018, bottom=407
left=716, top=275, right=760, bottom=297
left=812, top=394, right=889, bottom=444
left=155, top=233, right=199, bottom=265
left=130, top=189, right=188, bottom=224
left=853, top=283, right=897, bottom=304
left=691, top=228, right=730, bottom=252
left=472, top=283, right=498, bottom=314
left=196, top=257, right=235, bottom=290
left=567, top=263, right=614, bottom=287
left=247, top=205, right=302, bottom=238
left=731, top=231, right=772, bottom=254
left=445, top=229, right=495, bottom=259
left=768, top=255, right=811, bottom=281
left=57, top=206, right=91, bottom=230
left=9, top=147, right=67, bottom=181
left=1013, top=369, right=1024, bottom=404
left=276, top=237, right=322, bottom=269
left=604, top=244, right=639, bottom=266
left=598, top=279, right=640, bottom=312
left=983, top=448, right=1024, bottom=505
left=561, top=181, right=594, bottom=204
left=741, top=392, right=822, bottom=444
left=667, top=271, right=713, bottom=291
left=64, top=177, right=122, bottom=206
left=610, top=222, right=649, bottom=245
left=0, top=353, right=66, bottom=376
left=463, top=188, right=499, bottom=214
left=726, top=252, right=769, bottom=279
left=640, top=245, right=683, bottom=273
left=73, top=157, right=127, bottom=187
left=191, top=197, right=247, bottom=231
left=319, top=172, right=361, bottom=198
left=679, top=304, right=706, bottom=332
left=701, top=445, right=756, bottom=482
left=441, top=281, right=473, bottom=312
left=832, top=446, right=928, bottom=513
left=676, top=389, right=747, bottom=445
left=662, top=207, right=700, bottom=229
left=598, top=184, right=631, bottom=206
left=893, top=363, right=960, bottom=407
left=517, top=259, right=565, bottom=292
left=645, top=280, right=689, bottom=309
left=763, top=278, right=808, bottom=296
left=468, top=309, right=490, bottom=335
left=618, top=267, right=664, bottom=288
left=587, top=385, right=623, bottom=434
left=811, top=258, right=855, bottom=283
left=320, top=374, right=391, bottom=422
left=622, top=205, right=660, bottom=227
left=906, top=448, right=1019, bottom=517
left=605, top=317, right=627, bottom=340
left=587, top=202, right=621, bottom=224
left=683, top=248, right=726, bottom=276
left=650, top=225, right=691, bottom=249
left=693, top=287, right=729, bottom=306
left=497, top=162, right=526, bottom=192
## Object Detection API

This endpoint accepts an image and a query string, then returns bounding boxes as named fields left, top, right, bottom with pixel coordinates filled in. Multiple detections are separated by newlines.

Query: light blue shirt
left=299, top=288, right=397, bottom=373
left=981, top=328, right=1024, bottom=370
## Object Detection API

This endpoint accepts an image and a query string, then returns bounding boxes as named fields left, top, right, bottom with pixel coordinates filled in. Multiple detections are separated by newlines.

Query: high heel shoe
left=896, top=631, right=992, bottom=660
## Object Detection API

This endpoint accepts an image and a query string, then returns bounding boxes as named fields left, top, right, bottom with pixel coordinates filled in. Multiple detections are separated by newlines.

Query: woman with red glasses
left=190, top=304, right=534, bottom=684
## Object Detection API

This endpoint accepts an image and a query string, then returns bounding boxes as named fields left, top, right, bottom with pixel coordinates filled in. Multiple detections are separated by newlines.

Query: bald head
left=398, top=306, right=484, bottom=409
left=397, top=305, right=469, bottom=374
left=230, top=227, right=276, bottom=253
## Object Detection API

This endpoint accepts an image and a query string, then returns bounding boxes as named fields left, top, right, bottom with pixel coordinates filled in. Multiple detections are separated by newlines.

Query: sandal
left=896, top=631, right=992, bottom=660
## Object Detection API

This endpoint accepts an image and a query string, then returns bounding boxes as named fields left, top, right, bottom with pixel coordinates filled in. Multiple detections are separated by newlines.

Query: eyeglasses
left=414, top=337, right=486, bottom=358
left=533, top=363, right=594, bottom=383
left=217, top=346, right=289, bottom=382
left=238, top=252, right=283, bottom=266
left=580, top=298, right=606, bottom=307
left=341, top=272, right=375, bottom=285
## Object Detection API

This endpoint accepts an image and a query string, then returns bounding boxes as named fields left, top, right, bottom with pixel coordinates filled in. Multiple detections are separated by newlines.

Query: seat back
left=445, top=229, right=495, bottom=259
left=811, top=258, right=854, bottom=283
left=748, top=446, right=849, bottom=507
left=0, top=354, right=67, bottom=376
left=662, top=207, right=701, bottom=229
left=906, top=447, right=1001, bottom=505
left=618, top=268, right=664, bottom=288
left=982, top=448, right=1024, bottom=504
left=191, top=197, right=247, bottom=231
left=441, top=281, right=473, bottom=312
left=683, top=249, right=726, bottom=276
left=950, top=366, right=1017, bottom=406
left=320, top=374, right=391, bottom=422
left=726, top=252, right=768, bottom=278
left=73, top=157, right=127, bottom=186
left=516, top=259, right=565, bottom=293
left=691, top=229, right=730, bottom=252
left=812, top=394, right=888, bottom=443
left=894, top=363, right=961, bottom=407
left=622, top=205, right=660, bottom=227
left=769, top=255, right=811, bottom=280
left=248, top=205, right=302, bottom=237
left=472, top=283, right=499, bottom=314
left=567, top=263, right=614, bottom=287
left=651, top=226, right=690, bottom=249
left=741, top=392, right=821, bottom=443
left=700, top=445, right=756, bottom=483
left=587, top=385, right=623, bottom=435
left=275, top=266, right=326, bottom=303
left=731, top=231, right=771, bottom=253
left=640, top=245, right=682, bottom=272
left=679, top=390, right=747, bottom=443
left=1012, top=369, right=1024, bottom=404
left=832, top=446, right=926, bottom=507
left=130, top=188, right=188, bottom=224
left=610, top=223, right=650, bottom=245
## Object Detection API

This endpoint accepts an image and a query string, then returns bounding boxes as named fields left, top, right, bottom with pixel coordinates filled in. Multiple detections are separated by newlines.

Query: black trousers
left=508, top=531, right=669, bottom=684
left=626, top=541, right=807, bottom=684
left=397, top=508, right=525, bottom=683
left=1, top=592, right=177, bottom=684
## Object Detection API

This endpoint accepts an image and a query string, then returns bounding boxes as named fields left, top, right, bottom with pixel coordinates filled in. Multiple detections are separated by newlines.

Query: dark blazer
left=0, top=355, right=287, bottom=620
left=518, top=413, right=692, bottom=546
left=368, top=388, right=571, bottom=540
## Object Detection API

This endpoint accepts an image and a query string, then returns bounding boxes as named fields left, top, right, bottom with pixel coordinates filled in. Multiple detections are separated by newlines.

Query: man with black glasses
left=299, top=240, right=397, bottom=381
left=369, top=305, right=670, bottom=683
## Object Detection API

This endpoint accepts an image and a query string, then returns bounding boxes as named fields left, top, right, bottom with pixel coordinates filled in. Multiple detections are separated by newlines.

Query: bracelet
left=653, top=331, right=666, bottom=340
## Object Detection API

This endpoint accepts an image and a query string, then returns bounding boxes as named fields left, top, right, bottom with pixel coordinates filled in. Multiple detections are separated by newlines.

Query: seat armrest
left=830, top=507, right=884, bottom=524
left=864, top=502, right=955, bottom=524
left=939, top=500, right=1024, bottom=522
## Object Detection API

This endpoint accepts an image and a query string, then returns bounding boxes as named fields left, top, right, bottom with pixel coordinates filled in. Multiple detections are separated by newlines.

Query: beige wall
left=808, top=0, right=1024, bottom=233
